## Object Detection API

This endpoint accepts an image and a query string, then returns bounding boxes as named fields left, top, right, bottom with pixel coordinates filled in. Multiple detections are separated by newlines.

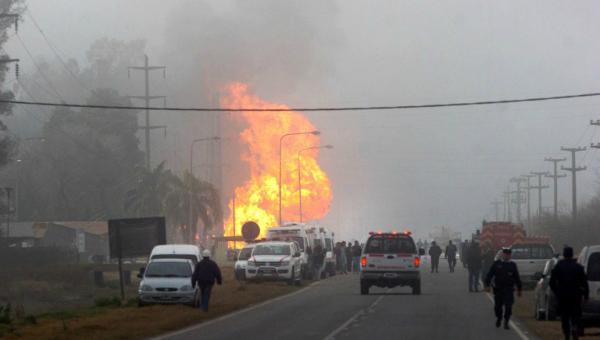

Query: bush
left=0, top=303, right=11, bottom=324
left=23, top=315, right=37, bottom=325
left=94, top=296, right=121, bottom=308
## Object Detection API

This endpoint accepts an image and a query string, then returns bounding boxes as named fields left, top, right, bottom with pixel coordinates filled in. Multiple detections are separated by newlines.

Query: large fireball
left=221, top=82, right=332, bottom=240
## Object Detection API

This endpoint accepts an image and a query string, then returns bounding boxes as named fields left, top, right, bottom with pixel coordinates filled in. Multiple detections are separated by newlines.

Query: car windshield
left=365, top=236, right=416, bottom=254
left=511, top=245, right=554, bottom=259
left=145, top=262, right=192, bottom=278
left=238, top=248, right=253, bottom=261
left=253, top=244, right=291, bottom=256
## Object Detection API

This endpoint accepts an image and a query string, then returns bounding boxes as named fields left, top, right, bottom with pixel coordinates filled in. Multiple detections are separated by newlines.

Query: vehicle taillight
left=414, top=256, right=420, bottom=267
left=361, top=256, right=367, bottom=267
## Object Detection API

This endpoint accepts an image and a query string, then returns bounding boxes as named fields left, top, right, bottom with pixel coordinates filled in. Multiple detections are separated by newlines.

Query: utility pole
left=521, top=174, right=535, bottom=228
left=128, top=55, right=166, bottom=169
left=560, top=147, right=587, bottom=221
left=544, top=157, right=567, bottom=219
left=4, top=187, right=12, bottom=238
left=504, top=188, right=512, bottom=221
left=510, top=177, right=526, bottom=223
left=530, top=172, right=549, bottom=223
left=491, top=200, right=502, bottom=221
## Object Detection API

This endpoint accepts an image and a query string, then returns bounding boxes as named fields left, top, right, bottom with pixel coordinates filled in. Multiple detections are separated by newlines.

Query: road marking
left=484, top=292, right=531, bottom=340
left=152, top=281, right=320, bottom=340
left=323, top=295, right=385, bottom=340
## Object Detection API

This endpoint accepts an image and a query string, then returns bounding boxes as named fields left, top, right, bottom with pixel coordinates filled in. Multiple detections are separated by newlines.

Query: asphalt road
left=157, top=262, right=534, bottom=340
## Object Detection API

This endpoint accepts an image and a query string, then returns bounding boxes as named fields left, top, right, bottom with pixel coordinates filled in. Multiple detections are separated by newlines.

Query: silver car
left=533, top=257, right=559, bottom=321
left=138, top=258, right=199, bottom=307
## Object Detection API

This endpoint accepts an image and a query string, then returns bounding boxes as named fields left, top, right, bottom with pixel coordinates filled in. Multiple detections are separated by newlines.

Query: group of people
left=427, top=240, right=460, bottom=273
left=449, top=240, right=588, bottom=340
left=334, top=241, right=362, bottom=274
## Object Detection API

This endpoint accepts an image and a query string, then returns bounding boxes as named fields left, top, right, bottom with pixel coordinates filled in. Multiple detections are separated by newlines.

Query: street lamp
left=189, top=136, right=220, bottom=243
left=297, top=145, right=333, bottom=223
left=279, top=130, right=320, bottom=225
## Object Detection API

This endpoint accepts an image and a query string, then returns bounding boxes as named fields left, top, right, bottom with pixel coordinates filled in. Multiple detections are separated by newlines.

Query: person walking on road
left=549, top=246, right=589, bottom=340
left=429, top=241, right=442, bottom=273
left=484, top=248, right=522, bottom=330
left=352, top=241, right=362, bottom=273
left=192, top=249, right=223, bottom=312
left=346, top=241, right=353, bottom=272
left=445, top=241, right=458, bottom=273
left=339, top=241, right=348, bottom=274
left=461, top=240, right=470, bottom=268
left=312, top=242, right=325, bottom=280
left=466, top=241, right=482, bottom=292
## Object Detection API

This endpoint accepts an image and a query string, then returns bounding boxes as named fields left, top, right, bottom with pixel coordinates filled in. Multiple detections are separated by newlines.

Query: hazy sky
left=5, top=0, right=600, bottom=240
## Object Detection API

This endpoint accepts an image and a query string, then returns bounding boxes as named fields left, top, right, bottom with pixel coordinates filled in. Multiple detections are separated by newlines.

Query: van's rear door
left=364, top=234, right=417, bottom=273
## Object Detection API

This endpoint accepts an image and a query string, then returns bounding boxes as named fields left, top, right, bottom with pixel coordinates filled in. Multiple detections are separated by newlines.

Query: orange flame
left=221, top=82, right=332, bottom=240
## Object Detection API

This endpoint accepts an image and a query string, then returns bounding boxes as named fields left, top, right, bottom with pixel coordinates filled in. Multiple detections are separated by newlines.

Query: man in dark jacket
left=445, top=241, right=458, bottom=272
left=467, top=241, right=482, bottom=292
left=352, top=241, right=362, bottom=273
left=429, top=241, right=442, bottom=273
left=485, top=248, right=522, bottom=330
left=550, top=246, right=589, bottom=340
left=192, top=249, right=223, bottom=312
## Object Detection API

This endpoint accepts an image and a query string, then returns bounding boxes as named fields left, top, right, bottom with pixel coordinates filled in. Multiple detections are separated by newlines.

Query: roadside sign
left=108, top=217, right=166, bottom=259
left=108, top=216, right=166, bottom=301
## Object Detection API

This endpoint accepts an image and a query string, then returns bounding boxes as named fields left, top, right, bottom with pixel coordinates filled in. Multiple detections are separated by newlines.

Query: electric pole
left=530, top=172, right=549, bottom=224
left=491, top=200, right=502, bottom=221
left=560, top=147, right=586, bottom=221
left=544, top=158, right=566, bottom=220
left=521, top=174, right=535, bottom=228
left=128, top=55, right=166, bottom=169
left=510, top=177, right=526, bottom=223
left=504, top=188, right=512, bottom=221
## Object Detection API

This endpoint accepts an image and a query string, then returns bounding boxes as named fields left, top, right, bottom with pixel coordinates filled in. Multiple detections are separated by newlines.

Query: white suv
left=360, top=232, right=424, bottom=295
left=246, top=241, right=303, bottom=285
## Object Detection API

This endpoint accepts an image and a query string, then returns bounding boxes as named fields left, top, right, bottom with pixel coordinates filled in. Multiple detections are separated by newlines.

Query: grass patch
left=3, top=267, right=302, bottom=340
left=513, top=290, right=600, bottom=339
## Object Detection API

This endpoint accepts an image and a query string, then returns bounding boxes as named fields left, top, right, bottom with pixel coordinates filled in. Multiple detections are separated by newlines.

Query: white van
left=306, top=226, right=336, bottom=278
left=149, top=244, right=202, bottom=265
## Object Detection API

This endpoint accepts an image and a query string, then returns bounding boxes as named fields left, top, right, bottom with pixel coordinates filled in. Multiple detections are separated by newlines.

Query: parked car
left=266, top=223, right=311, bottom=278
left=533, top=257, right=559, bottom=320
left=578, top=245, right=600, bottom=330
left=246, top=241, right=303, bottom=285
left=235, top=244, right=256, bottom=280
left=137, top=258, right=199, bottom=307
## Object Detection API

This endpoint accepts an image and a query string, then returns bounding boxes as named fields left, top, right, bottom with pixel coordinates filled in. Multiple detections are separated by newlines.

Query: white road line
left=323, top=295, right=385, bottom=340
left=484, top=292, right=531, bottom=340
left=152, top=281, right=320, bottom=340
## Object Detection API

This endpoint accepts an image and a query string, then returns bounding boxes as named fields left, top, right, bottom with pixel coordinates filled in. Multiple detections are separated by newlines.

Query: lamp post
left=188, top=136, right=220, bottom=243
left=297, top=145, right=333, bottom=223
left=278, top=130, right=320, bottom=225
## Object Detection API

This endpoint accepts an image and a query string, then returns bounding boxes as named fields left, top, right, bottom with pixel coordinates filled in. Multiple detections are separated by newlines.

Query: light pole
left=278, top=130, right=320, bottom=225
left=188, top=136, right=220, bottom=243
left=297, top=145, right=333, bottom=223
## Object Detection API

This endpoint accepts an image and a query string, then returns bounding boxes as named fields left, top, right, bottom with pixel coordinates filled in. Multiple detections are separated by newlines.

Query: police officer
left=484, top=248, right=522, bottom=330
left=549, top=246, right=589, bottom=340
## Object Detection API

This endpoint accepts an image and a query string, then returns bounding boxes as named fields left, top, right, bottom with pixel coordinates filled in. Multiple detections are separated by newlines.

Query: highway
left=157, top=264, right=534, bottom=340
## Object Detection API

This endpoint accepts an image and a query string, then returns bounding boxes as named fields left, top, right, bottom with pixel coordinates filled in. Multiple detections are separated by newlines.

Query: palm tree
left=124, top=162, right=173, bottom=217
left=125, top=163, right=222, bottom=243
left=164, top=172, right=222, bottom=243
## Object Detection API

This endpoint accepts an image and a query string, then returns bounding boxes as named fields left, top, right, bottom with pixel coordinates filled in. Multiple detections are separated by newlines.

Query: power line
left=0, top=91, right=600, bottom=113
left=14, top=33, right=66, bottom=102
left=24, top=9, right=93, bottom=96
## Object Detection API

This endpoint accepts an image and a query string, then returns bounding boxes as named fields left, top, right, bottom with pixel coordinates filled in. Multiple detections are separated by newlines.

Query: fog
left=4, top=0, right=600, bottom=241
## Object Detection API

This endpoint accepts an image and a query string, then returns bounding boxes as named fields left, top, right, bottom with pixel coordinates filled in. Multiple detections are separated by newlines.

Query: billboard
left=109, top=217, right=166, bottom=259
